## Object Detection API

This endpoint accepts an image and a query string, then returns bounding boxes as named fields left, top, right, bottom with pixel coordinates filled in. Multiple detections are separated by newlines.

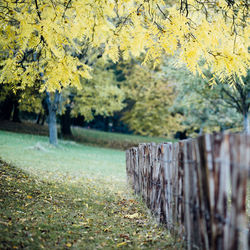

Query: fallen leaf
left=124, top=213, right=139, bottom=219
left=119, top=234, right=130, bottom=240
left=117, top=242, right=127, bottom=247
left=103, top=226, right=112, bottom=232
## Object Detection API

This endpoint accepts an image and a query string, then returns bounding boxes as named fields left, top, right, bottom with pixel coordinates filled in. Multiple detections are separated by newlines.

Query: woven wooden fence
left=126, top=133, right=250, bottom=250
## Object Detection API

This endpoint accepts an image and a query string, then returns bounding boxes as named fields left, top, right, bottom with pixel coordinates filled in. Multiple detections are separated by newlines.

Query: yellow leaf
left=66, top=243, right=72, bottom=247
left=125, top=213, right=139, bottom=219
left=103, top=226, right=112, bottom=232
left=117, top=242, right=127, bottom=247
left=27, top=195, right=32, bottom=199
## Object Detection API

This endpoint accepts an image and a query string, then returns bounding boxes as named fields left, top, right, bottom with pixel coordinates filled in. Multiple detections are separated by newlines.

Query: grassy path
left=0, top=131, right=182, bottom=249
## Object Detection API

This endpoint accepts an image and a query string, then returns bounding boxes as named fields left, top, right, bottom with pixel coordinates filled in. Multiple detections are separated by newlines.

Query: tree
left=1, top=0, right=249, bottom=143
left=0, top=0, right=127, bottom=144
left=60, top=59, right=125, bottom=136
left=163, top=58, right=248, bottom=134
left=0, top=80, right=42, bottom=123
left=119, top=62, right=183, bottom=137
left=138, top=0, right=249, bottom=83
left=0, top=58, right=125, bottom=138
left=1, top=0, right=248, bottom=86
left=211, top=72, right=250, bottom=133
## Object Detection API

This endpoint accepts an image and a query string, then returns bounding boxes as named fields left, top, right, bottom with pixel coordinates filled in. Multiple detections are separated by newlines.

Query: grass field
left=0, top=128, right=248, bottom=248
left=0, top=130, right=182, bottom=249
left=0, top=130, right=125, bottom=180
left=0, top=120, right=174, bottom=150
left=71, top=126, right=175, bottom=150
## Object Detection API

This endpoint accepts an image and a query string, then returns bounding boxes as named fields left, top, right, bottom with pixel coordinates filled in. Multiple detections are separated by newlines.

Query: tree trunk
left=36, top=113, right=42, bottom=124
left=45, top=91, right=61, bottom=145
left=243, top=111, right=249, bottom=134
left=48, top=106, right=58, bottom=145
left=41, top=114, right=46, bottom=126
left=0, top=97, right=13, bottom=120
left=199, top=127, right=203, bottom=135
left=61, top=105, right=72, bottom=136
left=12, top=100, right=21, bottom=123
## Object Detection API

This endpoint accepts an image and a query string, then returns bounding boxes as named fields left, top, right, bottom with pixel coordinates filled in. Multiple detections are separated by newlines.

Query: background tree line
left=0, top=0, right=249, bottom=144
left=0, top=56, right=248, bottom=140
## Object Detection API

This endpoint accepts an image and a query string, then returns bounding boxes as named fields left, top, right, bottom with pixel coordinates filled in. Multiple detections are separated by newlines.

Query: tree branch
left=220, top=85, right=243, bottom=113
left=34, top=0, right=41, bottom=20
left=63, top=0, right=71, bottom=19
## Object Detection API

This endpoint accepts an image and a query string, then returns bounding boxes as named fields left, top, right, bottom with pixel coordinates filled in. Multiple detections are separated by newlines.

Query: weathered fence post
left=183, top=139, right=201, bottom=250
left=224, top=134, right=249, bottom=250
left=126, top=133, right=250, bottom=250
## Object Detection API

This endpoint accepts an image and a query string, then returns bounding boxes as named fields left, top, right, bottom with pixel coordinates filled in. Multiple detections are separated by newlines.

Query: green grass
left=0, top=120, right=176, bottom=150
left=0, top=130, right=183, bottom=249
left=0, top=130, right=125, bottom=180
left=71, top=126, right=175, bottom=150
left=0, top=162, right=181, bottom=249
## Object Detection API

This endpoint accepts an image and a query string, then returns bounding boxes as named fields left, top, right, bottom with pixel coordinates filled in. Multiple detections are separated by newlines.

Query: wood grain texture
left=126, top=133, right=250, bottom=250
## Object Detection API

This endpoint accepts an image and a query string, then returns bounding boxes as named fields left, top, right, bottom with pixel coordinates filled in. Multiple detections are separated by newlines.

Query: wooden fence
left=126, top=133, right=250, bottom=250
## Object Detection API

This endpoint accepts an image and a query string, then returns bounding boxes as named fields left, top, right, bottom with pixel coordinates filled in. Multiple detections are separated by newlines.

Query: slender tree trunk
left=1, top=98, right=13, bottom=120
left=61, top=105, right=72, bottom=136
left=12, top=100, right=21, bottom=123
left=36, top=113, right=42, bottom=124
left=45, top=91, right=61, bottom=145
left=41, top=114, right=46, bottom=126
left=243, top=111, right=249, bottom=134
left=199, top=127, right=203, bottom=135
left=48, top=106, right=58, bottom=145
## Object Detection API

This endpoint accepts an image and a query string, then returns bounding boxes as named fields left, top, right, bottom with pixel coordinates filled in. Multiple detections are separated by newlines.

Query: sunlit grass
left=71, top=126, right=176, bottom=150
left=0, top=120, right=176, bottom=150
left=0, top=130, right=125, bottom=180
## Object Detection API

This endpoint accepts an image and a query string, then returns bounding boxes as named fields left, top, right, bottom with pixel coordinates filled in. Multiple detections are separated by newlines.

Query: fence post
left=160, top=143, right=173, bottom=229
left=126, top=133, right=250, bottom=250
left=172, top=142, right=180, bottom=233
left=183, top=139, right=201, bottom=250
left=177, top=141, right=185, bottom=236
left=195, top=136, right=210, bottom=250
left=224, top=134, right=249, bottom=250
left=126, top=149, right=131, bottom=186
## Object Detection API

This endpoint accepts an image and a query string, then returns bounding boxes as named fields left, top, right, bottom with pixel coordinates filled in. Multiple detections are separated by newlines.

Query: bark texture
left=45, top=91, right=61, bottom=145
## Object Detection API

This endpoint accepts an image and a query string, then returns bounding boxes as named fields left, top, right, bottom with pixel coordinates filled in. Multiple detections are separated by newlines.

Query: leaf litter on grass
left=0, top=161, right=184, bottom=249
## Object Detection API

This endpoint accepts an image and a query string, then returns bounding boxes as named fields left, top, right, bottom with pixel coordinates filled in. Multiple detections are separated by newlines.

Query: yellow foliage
left=0, top=0, right=121, bottom=92
left=121, top=63, right=183, bottom=137
left=0, top=0, right=249, bottom=92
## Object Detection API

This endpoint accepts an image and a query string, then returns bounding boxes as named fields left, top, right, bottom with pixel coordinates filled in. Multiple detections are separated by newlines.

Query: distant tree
left=164, top=59, right=248, bottom=134
left=120, top=62, right=183, bottom=137
left=60, top=59, right=125, bottom=136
